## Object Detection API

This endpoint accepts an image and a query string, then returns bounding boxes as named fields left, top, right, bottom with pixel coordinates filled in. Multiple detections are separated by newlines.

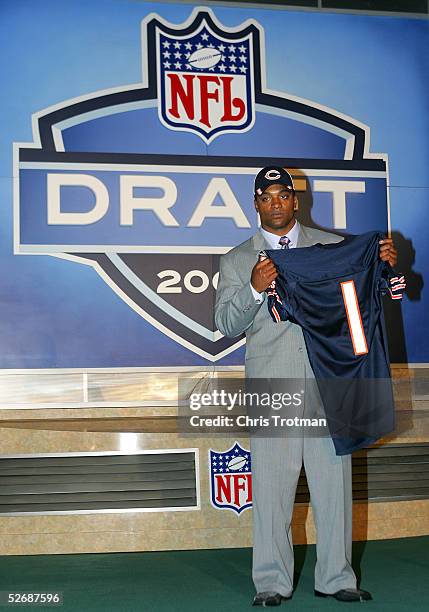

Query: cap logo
left=265, top=169, right=281, bottom=181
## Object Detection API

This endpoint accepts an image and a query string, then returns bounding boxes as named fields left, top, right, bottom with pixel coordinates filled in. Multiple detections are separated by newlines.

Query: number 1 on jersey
left=340, top=280, right=368, bottom=356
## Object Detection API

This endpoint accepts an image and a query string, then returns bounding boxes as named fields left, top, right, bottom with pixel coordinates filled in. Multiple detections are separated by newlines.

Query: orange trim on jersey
left=271, top=304, right=281, bottom=322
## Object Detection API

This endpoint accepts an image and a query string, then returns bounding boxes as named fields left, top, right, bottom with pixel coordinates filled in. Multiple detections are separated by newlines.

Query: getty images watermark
left=188, top=389, right=327, bottom=429
left=178, top=378, right=329, bottom=436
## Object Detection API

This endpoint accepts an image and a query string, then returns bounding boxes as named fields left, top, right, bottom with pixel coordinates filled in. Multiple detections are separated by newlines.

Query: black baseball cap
left=254, top=166, right=295, bottom=196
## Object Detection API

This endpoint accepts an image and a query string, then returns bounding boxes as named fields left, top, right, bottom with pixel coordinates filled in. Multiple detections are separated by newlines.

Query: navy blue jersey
left=266, top=231, right=405, bottom=455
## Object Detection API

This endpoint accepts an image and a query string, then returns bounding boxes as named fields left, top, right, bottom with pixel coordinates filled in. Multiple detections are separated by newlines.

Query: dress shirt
left=250, top=220, right=300, bottom=303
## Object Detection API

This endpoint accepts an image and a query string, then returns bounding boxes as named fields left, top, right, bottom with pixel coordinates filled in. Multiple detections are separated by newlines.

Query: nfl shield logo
left=156, top=13, right=255, bottom=142
left=209, top=442, right=252, bottom=514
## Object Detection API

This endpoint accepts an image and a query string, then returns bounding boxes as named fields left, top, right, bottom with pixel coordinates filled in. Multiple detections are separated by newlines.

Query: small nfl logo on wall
left=209, top=442, right=252, bottom=514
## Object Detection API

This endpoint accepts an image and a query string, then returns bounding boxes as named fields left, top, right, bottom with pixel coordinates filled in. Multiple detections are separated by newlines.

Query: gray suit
left=215, top=223, right=357, bottom=596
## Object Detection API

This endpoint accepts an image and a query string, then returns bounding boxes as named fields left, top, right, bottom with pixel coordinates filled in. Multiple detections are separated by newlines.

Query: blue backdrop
left=1, top=1, right=427, bottom=367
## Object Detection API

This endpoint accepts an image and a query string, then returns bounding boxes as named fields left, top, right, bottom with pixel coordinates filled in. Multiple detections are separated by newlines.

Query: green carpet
left=0, top=537, right=428, bottom=611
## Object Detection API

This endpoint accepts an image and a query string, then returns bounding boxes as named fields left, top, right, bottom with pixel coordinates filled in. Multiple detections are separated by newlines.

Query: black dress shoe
left=314, top=588, right=372, bottom=602
left=252, top=591, right=292, bottom=606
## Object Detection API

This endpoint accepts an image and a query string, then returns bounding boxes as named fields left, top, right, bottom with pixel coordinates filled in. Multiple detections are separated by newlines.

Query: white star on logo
left=239, top=55, right=247, bottom=63
left=163, top=51, right=171, bottom=58
left=185, top=42, right=192, bottom=50
left=218, top=44, right=225, bottom=52
left=162, top=41, right=170, bottom=48
left=239, top=65, right=247, bottom=73
left=174, top=51, right=181, bottom=59
left=230, top=65, right=237, bottom=73
left=174, top=62, right=181, bottom=69
left=239, top=44, right=246, bottom=53
left=201, top=32, right=209, bottom=41
left=219, top=64, right=226, bottom=72
left=195, top=42, right=203, bottom=50
left=228, top=44, right=235, bottom=52
left=173, top=41, right=181, bottom=49
left=229, top=54, right=236, bottom=63
left=163, top=61, right=171, bottom=69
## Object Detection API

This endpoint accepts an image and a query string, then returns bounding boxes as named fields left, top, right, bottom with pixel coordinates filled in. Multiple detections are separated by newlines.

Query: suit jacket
left=214, top=223, right=343, bottom=378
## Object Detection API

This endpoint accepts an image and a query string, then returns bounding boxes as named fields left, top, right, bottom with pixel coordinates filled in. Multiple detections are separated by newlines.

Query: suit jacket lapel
left=297, top=224, right=314, bottom=248
left=251, top=230, right=271, bottom=252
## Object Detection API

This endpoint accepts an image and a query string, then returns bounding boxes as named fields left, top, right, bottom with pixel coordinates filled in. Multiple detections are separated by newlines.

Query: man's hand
left=251, top=258, right=278, bottom=293
left=379, top=238, right=397, bottom=267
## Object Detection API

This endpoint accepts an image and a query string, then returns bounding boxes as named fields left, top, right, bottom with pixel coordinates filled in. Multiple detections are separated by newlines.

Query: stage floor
left=0, top=536, right=427, bottom=611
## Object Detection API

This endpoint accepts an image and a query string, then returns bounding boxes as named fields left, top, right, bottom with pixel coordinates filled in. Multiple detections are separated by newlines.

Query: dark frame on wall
left=161, top=0, right=429, bottom=16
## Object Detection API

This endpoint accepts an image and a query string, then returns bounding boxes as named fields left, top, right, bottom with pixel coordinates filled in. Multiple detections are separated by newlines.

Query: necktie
left=266, top=237, right=289, bottom=321
left=278, top=235, right=291, bottom=249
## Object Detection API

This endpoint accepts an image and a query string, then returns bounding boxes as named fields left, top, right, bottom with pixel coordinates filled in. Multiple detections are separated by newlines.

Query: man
left=214, top=166, right=397, bottom=606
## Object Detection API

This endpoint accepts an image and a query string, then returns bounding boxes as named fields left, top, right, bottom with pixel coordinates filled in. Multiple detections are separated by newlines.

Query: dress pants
left=250, top=432, right=357, bottom=596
